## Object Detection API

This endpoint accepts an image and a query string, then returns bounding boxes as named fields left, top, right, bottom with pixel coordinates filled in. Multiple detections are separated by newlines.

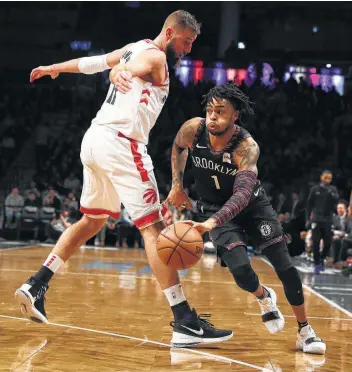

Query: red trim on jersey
left=142, top=89, right=151, bottom=96
left=139, top=98, right=149, bottom=105
left=144, top=39, right=152, bottom=43
left=117, top=132, right=149, bottom=182
left=134, top=210, right=161, bottom=229
left=161, top=203, right=168, bottom=216
left=80, top=206, right=120, bottom=219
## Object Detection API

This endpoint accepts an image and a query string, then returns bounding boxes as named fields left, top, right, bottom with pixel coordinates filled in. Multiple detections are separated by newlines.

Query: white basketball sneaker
left=296, top=325, right=326, bottom=355
left=257, top=287, right=285, bottom=334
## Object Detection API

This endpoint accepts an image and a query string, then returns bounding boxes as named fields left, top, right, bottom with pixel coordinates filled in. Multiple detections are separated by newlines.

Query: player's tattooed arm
left=171, top=117, right=202, bottom=188
left=233, top=137, right=260, bottom=175
left=210, top=137, right=260, bottom=227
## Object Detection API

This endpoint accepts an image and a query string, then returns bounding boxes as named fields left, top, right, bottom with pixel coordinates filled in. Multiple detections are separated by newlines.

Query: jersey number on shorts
left=211, top=175, right=221, bottom=190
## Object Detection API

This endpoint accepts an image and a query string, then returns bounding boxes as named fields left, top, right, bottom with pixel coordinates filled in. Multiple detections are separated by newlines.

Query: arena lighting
left=193, top=60, right=203, bottom=67
left=326, top=64, right=332, bottom=68
left=312, top=26, right=319, bottom=33
left=215, top=62, right=224, bottom=69
left=70, top=41, right=91, bottom=51
left=180, top=58, right=191, bottom=67
left=238, top=42, right=246, bottom=49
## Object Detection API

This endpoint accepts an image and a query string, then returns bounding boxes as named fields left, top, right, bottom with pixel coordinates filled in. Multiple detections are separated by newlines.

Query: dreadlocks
left=202, top=83, right=255, bottom=116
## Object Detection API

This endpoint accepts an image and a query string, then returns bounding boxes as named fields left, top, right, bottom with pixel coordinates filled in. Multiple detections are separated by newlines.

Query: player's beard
left=208, top=124, right=233, bottom=137
left=166, top=41, right=179, bottom=68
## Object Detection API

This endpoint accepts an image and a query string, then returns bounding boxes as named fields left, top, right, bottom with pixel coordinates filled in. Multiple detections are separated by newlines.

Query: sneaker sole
left=14, top=289, right=48, bottom=324
left=171, top=331, right=233, bottom=348
left=296, top=341, right=326, bottom=355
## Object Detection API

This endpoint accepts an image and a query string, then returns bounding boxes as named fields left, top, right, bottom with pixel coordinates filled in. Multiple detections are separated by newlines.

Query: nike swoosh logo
left=181, top=325, right=204, bottom=335
left=254, top=189, right=260, bottom=197
left=196, top=143, right=207, bottom=149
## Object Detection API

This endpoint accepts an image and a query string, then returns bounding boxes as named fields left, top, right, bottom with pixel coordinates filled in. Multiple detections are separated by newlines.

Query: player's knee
left=81, top=215, right=107, bottom=232
left=229, top=263, right=259, bottom=293
left=277, top=266, right=304, bottom=306
left=140, top=221, right=165, bottom=241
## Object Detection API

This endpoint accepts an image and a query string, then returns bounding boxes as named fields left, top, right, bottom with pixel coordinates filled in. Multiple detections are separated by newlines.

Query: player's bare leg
left=140, top=222, right=179, bottom=289
left=15, top=215, right=107, bottom=323
left=140, top=221, right=233, bottom=347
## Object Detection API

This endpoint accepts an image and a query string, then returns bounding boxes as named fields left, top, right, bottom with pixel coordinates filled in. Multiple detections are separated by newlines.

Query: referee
left=306, top=170, right=339, bottom=274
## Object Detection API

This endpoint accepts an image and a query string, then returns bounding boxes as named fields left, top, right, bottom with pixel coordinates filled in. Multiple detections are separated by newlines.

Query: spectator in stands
left=67, top=192, right=79, bottom=210
left=46, top=210, right=73, bottom=243
left=24, top=191, right=41, bottom=208
left=42, top=187, right=61, bottom=210
left=330, top=201, right=349, bottom=266
left=63, top=172, right=81, bottom=191
left=94, top=217, right=119, bottom=247
left=5, top=187, right=24, bottom=229
left=117, top=206, right=140, bottom=248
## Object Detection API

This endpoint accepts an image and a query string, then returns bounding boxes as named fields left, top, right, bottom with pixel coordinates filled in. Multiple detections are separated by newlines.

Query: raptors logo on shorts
left=143, top=188, right=157, bottom=204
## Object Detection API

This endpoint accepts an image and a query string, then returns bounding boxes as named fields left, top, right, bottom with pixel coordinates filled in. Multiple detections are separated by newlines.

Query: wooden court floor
left=0, top=245, right=351, bottom=371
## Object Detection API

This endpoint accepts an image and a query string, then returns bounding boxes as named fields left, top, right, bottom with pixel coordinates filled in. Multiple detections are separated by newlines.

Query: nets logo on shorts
left=143, top=188, right=157, bottom=204
left=259, top=221, right=274, bottom=240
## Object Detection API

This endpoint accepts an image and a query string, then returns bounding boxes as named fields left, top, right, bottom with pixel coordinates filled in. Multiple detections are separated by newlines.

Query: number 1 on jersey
left=211, top=175, right=221, bottom=190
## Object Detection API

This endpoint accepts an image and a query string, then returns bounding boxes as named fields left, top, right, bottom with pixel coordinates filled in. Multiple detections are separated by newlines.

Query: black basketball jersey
left=190, top=119, right=259, bottom=205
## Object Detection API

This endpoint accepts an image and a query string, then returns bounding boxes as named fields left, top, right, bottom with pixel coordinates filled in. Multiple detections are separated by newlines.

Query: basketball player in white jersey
left=15, top=10, right=233, bottom=347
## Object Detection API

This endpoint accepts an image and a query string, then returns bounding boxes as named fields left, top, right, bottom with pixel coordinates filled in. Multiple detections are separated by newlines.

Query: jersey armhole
left=190, top=119, right=206, bottom=151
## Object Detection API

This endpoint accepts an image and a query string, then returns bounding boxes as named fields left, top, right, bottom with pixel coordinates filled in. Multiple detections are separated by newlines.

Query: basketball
left=156, top=222, right=204, bottom=270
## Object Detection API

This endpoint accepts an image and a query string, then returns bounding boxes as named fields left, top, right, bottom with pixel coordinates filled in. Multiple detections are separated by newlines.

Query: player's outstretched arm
left=30, top=46, right=129, bottom=83
left=165, top=117, right=202, bottom=210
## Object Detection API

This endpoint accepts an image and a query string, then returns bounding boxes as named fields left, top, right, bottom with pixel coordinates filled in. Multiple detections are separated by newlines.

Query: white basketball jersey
left=91, top=39, right=169, bottom=144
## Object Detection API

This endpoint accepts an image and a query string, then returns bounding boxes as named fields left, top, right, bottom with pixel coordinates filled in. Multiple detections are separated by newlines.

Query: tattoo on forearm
left=171, top=143, right=188, bottom=187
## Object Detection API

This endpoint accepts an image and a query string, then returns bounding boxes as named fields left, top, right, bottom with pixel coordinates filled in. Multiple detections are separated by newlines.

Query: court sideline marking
left=257, top=257, right=352, bottom=319
left=0, top=314, right=273, bottom=372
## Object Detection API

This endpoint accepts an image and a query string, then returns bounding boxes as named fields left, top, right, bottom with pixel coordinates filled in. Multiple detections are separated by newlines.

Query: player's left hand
left=30, top=65, right=59, bottom=83
left=111, top=69, right=133, bottom=93
left=182, top=218, right=217, bottom=235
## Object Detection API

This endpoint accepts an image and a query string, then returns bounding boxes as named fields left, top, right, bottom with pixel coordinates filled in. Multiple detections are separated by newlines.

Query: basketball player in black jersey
left=166, top=83, right=326, bottom=355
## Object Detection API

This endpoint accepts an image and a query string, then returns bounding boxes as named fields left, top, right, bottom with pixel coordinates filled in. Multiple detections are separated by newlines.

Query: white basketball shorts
left=80, top=124, right=165, bottom=229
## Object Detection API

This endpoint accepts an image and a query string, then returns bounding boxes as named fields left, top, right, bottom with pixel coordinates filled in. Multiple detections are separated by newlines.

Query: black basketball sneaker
left=170, top=309, right=233, bottom=347
left=15, top=277, right=49, bottom=323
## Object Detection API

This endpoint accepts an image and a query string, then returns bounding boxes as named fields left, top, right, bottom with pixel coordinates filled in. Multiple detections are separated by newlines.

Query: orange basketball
left=156, top=222, right=204, bottom=270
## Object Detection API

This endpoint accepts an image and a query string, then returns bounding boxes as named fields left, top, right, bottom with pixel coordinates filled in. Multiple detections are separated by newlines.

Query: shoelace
left=169, top=313, right=214, bottom=328
left=197, top=313, right=214, bottom=328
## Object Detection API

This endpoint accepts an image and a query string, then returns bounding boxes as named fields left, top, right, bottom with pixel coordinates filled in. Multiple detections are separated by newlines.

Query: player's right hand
left=30, top=65, right=59, bottom=83
left=165, top=186, right=192, bottom=211
left=112, top=70, right=133, bottom=94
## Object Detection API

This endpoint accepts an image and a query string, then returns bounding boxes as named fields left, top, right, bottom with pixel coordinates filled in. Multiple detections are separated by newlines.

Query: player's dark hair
left=202, top=83, right=254, bottom=116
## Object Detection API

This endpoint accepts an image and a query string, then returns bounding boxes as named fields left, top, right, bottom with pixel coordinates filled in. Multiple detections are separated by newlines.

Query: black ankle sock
left=256, top=287, right=270, bottom=300
left=298, top=320, right=308, bottom=330
left=171, top=301, right=192, bottom=321
left=33, top=266, right=54, bottom=285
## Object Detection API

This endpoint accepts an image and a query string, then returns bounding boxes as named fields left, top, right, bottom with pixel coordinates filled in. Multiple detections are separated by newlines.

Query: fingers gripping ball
left=156, top=223, right=204, bottom=270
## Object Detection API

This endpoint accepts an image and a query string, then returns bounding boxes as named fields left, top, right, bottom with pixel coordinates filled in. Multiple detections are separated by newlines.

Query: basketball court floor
left=1, top=243, right=351, bottom=371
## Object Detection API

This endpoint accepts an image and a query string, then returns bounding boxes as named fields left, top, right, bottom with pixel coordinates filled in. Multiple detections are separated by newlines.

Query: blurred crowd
left=1, top=70, right=352, bottom=273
